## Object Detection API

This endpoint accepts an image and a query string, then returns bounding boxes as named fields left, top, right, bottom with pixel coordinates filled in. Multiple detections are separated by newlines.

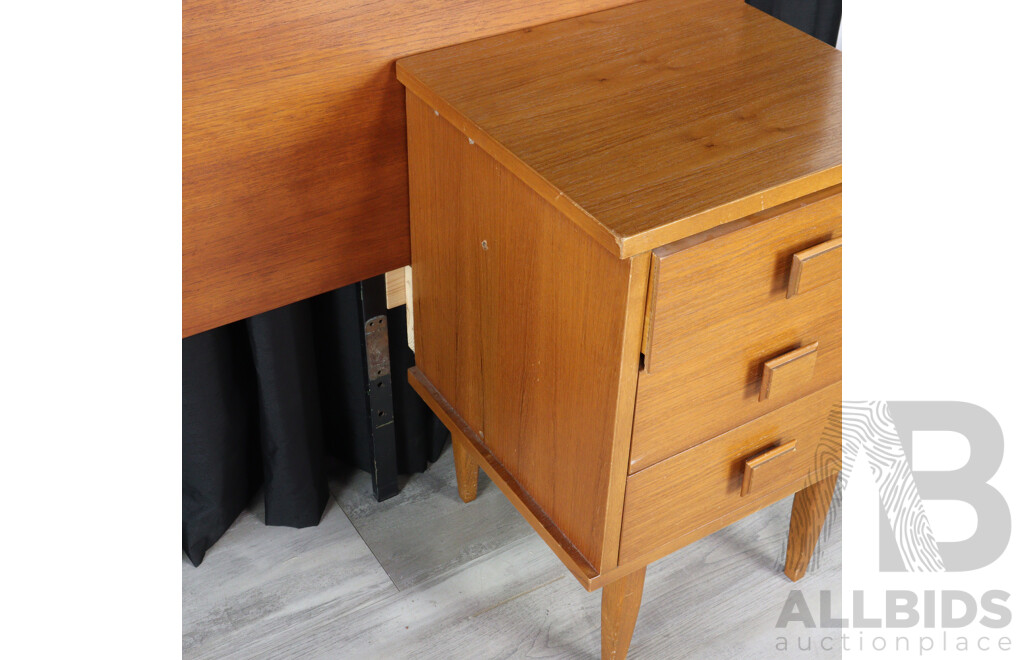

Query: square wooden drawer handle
left=788, top=237, right=842, bottom=298
left=759, top=342, right=819, bottom=402
left=741, top=439, right=798, bottom=497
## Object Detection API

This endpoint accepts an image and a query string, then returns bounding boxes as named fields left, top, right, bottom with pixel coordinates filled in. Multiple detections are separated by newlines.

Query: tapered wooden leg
left=452, top=436, right=479, bottom=503
left=601, top=566, right=646, bottom=660
left=785, top=472, right=839, bottom=581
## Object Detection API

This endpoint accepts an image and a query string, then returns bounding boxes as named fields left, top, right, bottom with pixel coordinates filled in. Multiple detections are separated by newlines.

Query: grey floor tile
left=329, top=444, right=535, bottom=591
left=183, top=451, right=842, bottom=659
left=182, top=495, right=396, bottom=659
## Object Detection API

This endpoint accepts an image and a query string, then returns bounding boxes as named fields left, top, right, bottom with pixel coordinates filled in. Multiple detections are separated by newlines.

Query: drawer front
left=618, top=383, right=841, bottom=565
left=631, top=187, right=841, bottom=472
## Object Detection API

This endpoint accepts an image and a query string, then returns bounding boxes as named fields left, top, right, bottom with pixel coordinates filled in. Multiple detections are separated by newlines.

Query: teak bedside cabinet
left=397, top=0, right=841, bottom=657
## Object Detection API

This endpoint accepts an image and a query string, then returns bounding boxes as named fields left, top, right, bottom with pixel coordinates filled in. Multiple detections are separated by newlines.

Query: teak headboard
left=183, top=0, right=641, bottom=337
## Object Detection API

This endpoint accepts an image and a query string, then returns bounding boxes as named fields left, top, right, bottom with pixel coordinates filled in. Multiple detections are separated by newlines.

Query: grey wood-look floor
left=183, top=445, right=841, bottom=659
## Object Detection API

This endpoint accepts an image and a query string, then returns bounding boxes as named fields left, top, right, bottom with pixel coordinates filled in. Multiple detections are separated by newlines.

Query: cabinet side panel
left=477, top=142, right=635, bottom=570
left=407, top=92, right=637, bottom=568
left=407, top=91, right=485, bottom=431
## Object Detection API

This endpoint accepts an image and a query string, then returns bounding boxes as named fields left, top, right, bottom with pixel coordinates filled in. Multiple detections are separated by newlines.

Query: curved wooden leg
left=785, top=472, right=839, bottom=581
left=452, top=436, right=479, bottom=503
left=601, top=566, right=646, bottom=660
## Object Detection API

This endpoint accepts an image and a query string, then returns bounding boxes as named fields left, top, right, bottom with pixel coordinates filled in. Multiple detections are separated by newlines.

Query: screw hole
left=378, top=410, right=385, bottom=417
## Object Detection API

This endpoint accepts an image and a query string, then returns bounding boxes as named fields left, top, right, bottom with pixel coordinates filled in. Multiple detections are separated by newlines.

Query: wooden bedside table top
left=397, top=0, right=841, bottom=258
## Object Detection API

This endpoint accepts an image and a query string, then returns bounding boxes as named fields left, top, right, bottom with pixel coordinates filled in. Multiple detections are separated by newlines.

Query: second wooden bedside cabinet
left=398, top=0, right=842, bottom=657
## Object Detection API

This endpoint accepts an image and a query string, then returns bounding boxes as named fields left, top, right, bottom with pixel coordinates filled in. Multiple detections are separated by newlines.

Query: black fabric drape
left=183, top=283, right=448, bottom=566
left=747, top=0, right=842, bottom=46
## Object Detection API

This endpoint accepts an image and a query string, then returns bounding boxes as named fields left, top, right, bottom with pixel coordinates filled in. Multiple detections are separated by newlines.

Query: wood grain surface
left=397, top=0, right=841, bottom=259
left=406, top=89, right=486, bottom=433
left=406, top=93, right=643, bottom=571
left=452, top=435, right=479, bottom=504
left=742, top=439, right=798, bottom=497
left=409, top=366, right=599, bottom=587
left=183, top=0, right=640, bottom=336
left=385, top=267, right=407, bottom=309
left=601, top=567, right=646, bottom=660
left=788, top=237, right=842, bottom=298
left=630, top=188, right=841, bottom=472
left=618, top=383, right=841, bottom=565
left=785, top=472, right=839, bottom=581
left=759, top=342, right=820, bottom=402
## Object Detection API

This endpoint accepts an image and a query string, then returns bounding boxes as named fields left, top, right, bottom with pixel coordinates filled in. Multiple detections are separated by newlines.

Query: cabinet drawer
left=631, top=187, right=841, bottom=472
left=618, top=383, right=841, bottom=565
